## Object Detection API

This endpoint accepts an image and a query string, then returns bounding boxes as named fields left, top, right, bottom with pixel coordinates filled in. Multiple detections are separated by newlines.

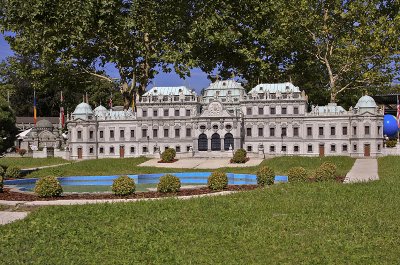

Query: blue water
left=4, top=172, right=260, bottom=191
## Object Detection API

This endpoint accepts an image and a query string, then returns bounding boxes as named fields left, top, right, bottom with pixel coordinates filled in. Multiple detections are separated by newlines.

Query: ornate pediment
left=199, top=100, right=234, bottom=118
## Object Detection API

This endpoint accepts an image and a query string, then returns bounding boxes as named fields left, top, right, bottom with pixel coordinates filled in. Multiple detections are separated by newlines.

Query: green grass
left=24, top=156, right=355, bottom=178
left=0, top=157, right=68, bottom=169
left=0, top=156, right=398, bottom=263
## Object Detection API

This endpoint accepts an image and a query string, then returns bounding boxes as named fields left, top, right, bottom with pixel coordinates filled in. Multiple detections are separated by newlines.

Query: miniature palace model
left=66, top=80, right=383, bottom=160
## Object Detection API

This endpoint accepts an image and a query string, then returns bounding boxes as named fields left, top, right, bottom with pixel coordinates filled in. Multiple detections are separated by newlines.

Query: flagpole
left=33, top=89, right=37, bottom=126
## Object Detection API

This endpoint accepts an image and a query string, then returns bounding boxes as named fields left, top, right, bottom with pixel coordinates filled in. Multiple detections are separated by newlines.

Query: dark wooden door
left=198, top=134, right=208, bottom=151
left=319, top=144, right=325, bottom=157
left=364, top=144, right=370, bottom=157
left=120, top=146, right=125, bottom=158
left=78, top=148, right=82, bottom=159
left=211, top=133, right=221, bottom=151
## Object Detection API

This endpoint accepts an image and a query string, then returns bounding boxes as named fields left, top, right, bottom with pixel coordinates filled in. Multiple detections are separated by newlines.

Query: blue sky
left=0, top=33, right=212, bottom=93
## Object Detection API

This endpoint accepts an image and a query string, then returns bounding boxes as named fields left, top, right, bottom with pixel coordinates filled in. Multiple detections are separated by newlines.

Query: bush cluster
left=287, top=167, right=308, bottom=182
left=0, top=167, right=4, bottom=192
left=5, top=166, right=21, bottom=179
left=386, top=139, right=397, bottom=148
left=256, top=166, right=275, bottom=186
left=34, top=176, right=63, bottom=198
left=231, top=149, right=247, bottom=163
left=309, top=162, right=337, bottom=182
left=18, top=149, right=27, bottom=157
left=112, top=175, right=136, bottom=196
left=157, top=174, right=181, bottom=193
left=161, top=148, right=176, bottom=162
left=207, top=171, right=228, bottom=190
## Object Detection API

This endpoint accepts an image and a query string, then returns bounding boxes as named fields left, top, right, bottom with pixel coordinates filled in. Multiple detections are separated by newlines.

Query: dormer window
left=154, top=89, right=157, bottom=93
left=212, top=124, right=218, bottom=130
left=259, top=87, right=263, bottom=91
left=223, top=82, right=226, bottom=86
left=200, top=125, right=206, bottom=130
left=178, top=88, right=182, bottom=93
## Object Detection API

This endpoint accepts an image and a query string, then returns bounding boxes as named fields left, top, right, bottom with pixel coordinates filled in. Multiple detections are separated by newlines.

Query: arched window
left=198, top=134, right=208, bottom=151
left=224, top=133, right=234, bottom=150
left=211, top=133, right=221, bottom=151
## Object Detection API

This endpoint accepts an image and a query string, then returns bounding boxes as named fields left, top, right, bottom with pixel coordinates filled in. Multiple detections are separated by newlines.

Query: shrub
left=386, top=139, right=397, bottom=148
left=287, top=167, right=308, bottom=182
left=256, top=166, right=275, bottom=186
left=231, top=148, right=247, bottom=163
left=319, top=162, right=337, bottom=179
left=18, top=149, right=27, bottom=157
left=0, top=166, right=4, bottom=177
left=207, top=171, right=228, bottom=190
left=161, top=148, right=176, bottom=162
left=112, top=175, right=136, bottom=196
left=0, top=167, right=4, bottom=192
left=157, top=174, right=181, bottom=193
left=34, top=176, right=63, bottom=197
left=5, top=166, right=21, bottom=179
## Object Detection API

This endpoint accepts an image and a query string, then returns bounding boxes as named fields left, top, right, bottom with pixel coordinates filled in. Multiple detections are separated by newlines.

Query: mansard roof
left=143, top=86, right=195, bottom=96
left=250, top=82, right=301, bottom=94
left=203, top=80, right=246, bottom=98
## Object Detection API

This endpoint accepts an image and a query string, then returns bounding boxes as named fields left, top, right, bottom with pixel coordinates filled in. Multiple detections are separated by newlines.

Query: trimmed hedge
left=256, top=166, right=275, bottom=186
left=112, top=175, right=136, bottom=196
left=157, top=174, right=181, bottom=193
left=287, top=167, right=308, bottom=182
left=309, top=162, right=337, bottom=182
left=34, top=176, right=63, bottom=198
left=231, top=149, right=247, bottom=163
left=207, top=171, right=228, bottom=190
left=161, top=148, right=176, bottom=162
left=386, top=139, right=397, bottom=148
left=5, top=166, right=21, bottom=179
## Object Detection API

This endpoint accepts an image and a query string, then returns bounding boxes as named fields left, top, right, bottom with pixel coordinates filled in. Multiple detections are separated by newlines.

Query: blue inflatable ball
left=383, top=114, right=398, bottom=137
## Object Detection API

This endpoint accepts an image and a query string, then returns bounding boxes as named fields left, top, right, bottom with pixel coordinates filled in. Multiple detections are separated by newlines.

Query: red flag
left=33, top=90, right=37, bottom=125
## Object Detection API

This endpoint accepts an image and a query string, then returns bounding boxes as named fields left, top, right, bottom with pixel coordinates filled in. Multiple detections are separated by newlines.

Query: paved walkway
left=138, top=157, right=263, bottom=169
left=0, top=211, right=28, bottom=225
left=344, top=159, right=379, bottom=183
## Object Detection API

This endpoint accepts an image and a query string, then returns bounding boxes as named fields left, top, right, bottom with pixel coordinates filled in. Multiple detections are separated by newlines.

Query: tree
left=0, top=0, right=194, bottom=109
left=0, top=95, right=17, bottom=154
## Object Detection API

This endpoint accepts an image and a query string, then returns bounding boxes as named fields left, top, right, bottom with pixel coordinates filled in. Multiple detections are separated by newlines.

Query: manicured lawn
left=2, top=157, right=399, bottom=263
left=0, top=157, right=68, bottom=169
left=25, top=156, right=355, bottom=178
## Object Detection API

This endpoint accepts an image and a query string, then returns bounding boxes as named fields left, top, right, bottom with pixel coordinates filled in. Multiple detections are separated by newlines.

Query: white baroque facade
left=67, top=80, right=384, bottom=160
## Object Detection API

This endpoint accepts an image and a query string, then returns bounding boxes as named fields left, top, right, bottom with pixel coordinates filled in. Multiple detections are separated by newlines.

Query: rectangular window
left=377, top=144, right=381, bottom=151
left=330, top=126, right=335, bottom=136
left=270, top=107, right=276, bottom=114
left=130, top=130, right=135, bottom=138
left=247, top=145, right=252, bottom=152
left=365, top=126, right=370, bottom=135
left=153, top=110, right=158, bottom=117
left=319, top=127, right=324, bottom=136
left=143, top=146, right=148, bottom=153
left=99, top=147, right=104, bottom=154
left=175, top=109, right=180, bottom=116
left=142, top=129, right=147, bottom=138
left=270, top=127, right=275, bottom=137
left=282, top=107, right=287, bottom=115
left=120, top=130, right=124, bottom=138
left=247, top=107, right=252, bottom=115
left=164, top=129, right=169, bottom=137
left=270, top=145, right=275, bottom=152
left=342, top=126, right=348, bottom=135
left=175, top=128, right=180, bottom=137
left=330, top=144, right=336, bottom=152
left=258, top=107, right=264, bottom=115
left=186, top=128, right=191, bottom=137
left=353, top=144, right=357, bottom=152
left=89, top=147, right=94, bottom=154
left=294, top=145, right=299, bottom=152
left=307, top=127, right=312, bottom=136
left=293, top=127, right=299, bottom=137
left=130, top=147, right=135, bottom=153
left=110, top=147, right=114, bottom=154
left=281, top=127, right=287, bottom=137
left=176, top=146, right=181, bottom=153
left=246, top=128, right=252, bottom=137
left=353, top=126, right=357, bottom=135
left=281, top=145, right=287, bottom=152
left=342, top=144, right=348, bottom=152
left=187, top=146, right=191, bottom=152
left=307, top=144, right=313, bottom=152
left=186, top=109, right=191, bottom=116
left=100, top=130, right=104, bottom=138
left=293, top=107, right=299, bottom=114
left=258, top=127, right=264, bottom=137
left=142, top=110, right=147, bottom=117
left=110, top=130, right=114, bottom=139
left=378, top=126, right=381, bottom=135
left=89, top=131, right=94, bottom=139
left=153, top=129, right=158, bottom=138
left=77, top=131, right=82, bottom=139
left=164, top=109, right=169, bottom=116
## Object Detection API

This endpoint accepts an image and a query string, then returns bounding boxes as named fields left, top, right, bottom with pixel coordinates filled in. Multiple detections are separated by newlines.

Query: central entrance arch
left=224, top=133, right=234, bottom=150
left=198, top=134, right=208, bottom=151
left=211, top=133, right=221, bottom=151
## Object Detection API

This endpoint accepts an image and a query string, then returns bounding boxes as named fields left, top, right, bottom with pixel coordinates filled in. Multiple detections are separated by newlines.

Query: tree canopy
left=0, top=95, right=17, bottom=153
